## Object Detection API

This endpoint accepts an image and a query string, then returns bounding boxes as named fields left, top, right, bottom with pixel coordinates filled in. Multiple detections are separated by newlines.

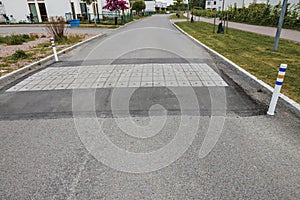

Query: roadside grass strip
left=175, top=21, right=300, bottom=103
left=169, top=13, right=187, bottom=19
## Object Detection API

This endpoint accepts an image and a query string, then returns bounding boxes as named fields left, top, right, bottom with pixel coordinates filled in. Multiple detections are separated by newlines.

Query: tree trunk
left=122, top=9, right=125, bottom=24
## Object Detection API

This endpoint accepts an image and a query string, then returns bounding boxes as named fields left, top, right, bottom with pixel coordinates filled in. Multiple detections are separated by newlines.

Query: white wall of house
left=155, top=1, right=167, bottom=10
left=205, top=0, right=254, bottom=10
left=205, top=0, right=223, bottom=10
left=145, top=1, right=156, bottom=12
left=73, top=0, right=82, bottom=15
left=1, top=0, right=30, bottom=22
left=1, top=0, right=128, bottom=22
left=2, top=0, right=71, bottom=22
left=206, top=0, right=300, bottom=10
left=45, top=0, right=71, bottom=19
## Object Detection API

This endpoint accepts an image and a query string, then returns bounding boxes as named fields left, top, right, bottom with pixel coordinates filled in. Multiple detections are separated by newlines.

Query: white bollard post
left=267, top=64, right=288, bottom=116
left=50, top=37, right=59, bottom=62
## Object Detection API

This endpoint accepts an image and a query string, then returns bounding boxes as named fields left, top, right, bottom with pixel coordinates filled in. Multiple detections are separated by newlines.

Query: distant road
left=187, top=14, right=300, bottom=43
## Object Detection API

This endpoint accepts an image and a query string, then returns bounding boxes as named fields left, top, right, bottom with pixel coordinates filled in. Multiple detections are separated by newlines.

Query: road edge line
left=172, top=22, right=300, bottom=116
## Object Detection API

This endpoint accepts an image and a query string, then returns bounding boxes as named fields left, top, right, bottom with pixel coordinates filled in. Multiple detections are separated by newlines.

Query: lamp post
left=272, top=0, right=288, bottom=52
left=222, top=0, right=225, bottom=24
left=186, top=0, right=190, bottom=21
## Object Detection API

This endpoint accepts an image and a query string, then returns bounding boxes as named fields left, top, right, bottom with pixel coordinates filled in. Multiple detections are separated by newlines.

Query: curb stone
left=172, top=22, right=300, bottom=117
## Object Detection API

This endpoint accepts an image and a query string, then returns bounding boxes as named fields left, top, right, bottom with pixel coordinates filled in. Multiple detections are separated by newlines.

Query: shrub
left=193, top=3, right=300, bottom=30
left=29, top=33, right=39, bottom=39
left=0, top=34, right=36, bottom=45
left=12, top=50, right=28, bottom=60
left=6, top=35, right=24, bottom=45
left=46, top=16, right=67, bottom=39
left=226, top=2, right=300, bottom=30
left=192, top=9, right=218, bottom=18
left=22, top=34, right=30, bottom=40
left=132, top=1, right=146, bottom=14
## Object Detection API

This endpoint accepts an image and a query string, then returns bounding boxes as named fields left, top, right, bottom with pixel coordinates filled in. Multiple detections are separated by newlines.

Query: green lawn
left=176, top=21, right=300, bottom=104
left=169, top=13, right=187, bottom=19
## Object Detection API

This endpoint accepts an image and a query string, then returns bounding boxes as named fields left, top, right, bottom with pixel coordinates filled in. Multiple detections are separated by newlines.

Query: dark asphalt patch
left=0, top=86, right=264, bottom=120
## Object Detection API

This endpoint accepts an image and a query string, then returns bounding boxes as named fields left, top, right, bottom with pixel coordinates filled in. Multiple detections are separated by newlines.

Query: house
left=155, top=1, right=167, bottom=11
left=205, top=0, right=300, bottom=11
left=0, top=0, right=130, bottom=23
left=145, top=0, right=156, bottom=12
left=205, top=0, right=224, bottom=11
left=205, top=0, right=255, bottom=10
left=1, top=0, right=72, bottom=22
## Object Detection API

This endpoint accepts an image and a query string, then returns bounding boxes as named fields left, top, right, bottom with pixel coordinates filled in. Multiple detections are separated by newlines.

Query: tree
left=103, top=0, right=129, bottom=25
left=173, top=0, right=184, bottom=13
left=132, top=0, right=146, bottom=14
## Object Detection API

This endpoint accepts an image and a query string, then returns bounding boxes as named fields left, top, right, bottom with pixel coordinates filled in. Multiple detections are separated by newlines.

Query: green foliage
left=54, top=35, right=83, bottom=45
left=169, top=0, right=186, bottom=11
left=156, top=10, right=166, bottom=14
left=189, top=0, right=201, bottom=10
left=226, top=2, right=300, bottom=30
left=22, top=34, right=30, bottom=40
left=132, top=0, right=146, bottom=12
left=36, top=42, right=50, bottom=48
left=0, top=34, right=36, bottom=45
left=169, top=13, right=186, bottom=19
left=12, top=50, right=28, bottom=60
left=173, top=0, right=184, bottom=12
left=192, top=9, right=218, bottom=18
left=192, top=3, right=300, bottom=30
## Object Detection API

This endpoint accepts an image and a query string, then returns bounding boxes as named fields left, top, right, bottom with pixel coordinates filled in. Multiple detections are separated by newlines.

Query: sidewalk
left=185, top=14, right=300, bottom=43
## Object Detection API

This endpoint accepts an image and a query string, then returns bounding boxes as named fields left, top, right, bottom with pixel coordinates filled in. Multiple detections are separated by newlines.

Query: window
left=214, top=1, right=216, bottom=5
left=38, top=3, right=48, bottom=22
left=207, top=2, right=211, bottom=5
left=28, top=3, right=38, bottom=22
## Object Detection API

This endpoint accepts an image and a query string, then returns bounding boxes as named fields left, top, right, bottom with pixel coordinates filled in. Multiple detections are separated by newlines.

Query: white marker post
left=50, top=37, right=59, bottom=62
left=267, top=64, right=287, bottom=116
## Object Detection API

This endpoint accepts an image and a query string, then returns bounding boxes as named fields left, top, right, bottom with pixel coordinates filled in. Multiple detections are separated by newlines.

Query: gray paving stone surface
left=6, top=63, right=228, bottom=92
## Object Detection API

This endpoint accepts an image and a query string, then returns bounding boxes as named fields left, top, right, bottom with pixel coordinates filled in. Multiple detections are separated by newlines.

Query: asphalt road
left=0, top=15, right=299, bottom=199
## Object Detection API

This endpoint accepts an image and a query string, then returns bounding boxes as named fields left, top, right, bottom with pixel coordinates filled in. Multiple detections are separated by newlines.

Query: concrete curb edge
left=172, top=22, right=300, bottom=115
left=0, top=33, right=107, bottom=84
